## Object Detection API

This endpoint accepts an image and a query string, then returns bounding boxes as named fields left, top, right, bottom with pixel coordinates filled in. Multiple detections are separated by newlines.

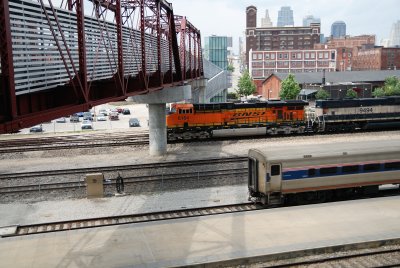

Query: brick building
left=249, top=49, right=336, bottom=78
left=245, top=6, right=321, bottom=69
left=314, top=35, right=376, bottom=71
left=352, top=46, right=400, bottom=70
left=260, top=70, right=400, bottom=100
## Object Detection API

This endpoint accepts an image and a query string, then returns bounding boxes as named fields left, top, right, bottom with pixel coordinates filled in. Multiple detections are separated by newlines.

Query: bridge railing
left=0, top=0, right=203, bottom=133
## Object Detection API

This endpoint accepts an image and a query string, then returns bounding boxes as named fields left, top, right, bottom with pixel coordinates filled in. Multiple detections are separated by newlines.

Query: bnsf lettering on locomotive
left=359, top=107, right=373, bottom=113
left=233, top=111, right=266, bottom=117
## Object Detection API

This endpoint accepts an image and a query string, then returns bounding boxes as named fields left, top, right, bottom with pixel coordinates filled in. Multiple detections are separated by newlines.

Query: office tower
left=303, top=15, right=320, bottom=27
left=261, top=9, right=273, bottom=27
left=331, top=21, right=346, bottom=38
left=389, top=20, right=400, bottom=47
left=277, top=6, right=294, bottom=27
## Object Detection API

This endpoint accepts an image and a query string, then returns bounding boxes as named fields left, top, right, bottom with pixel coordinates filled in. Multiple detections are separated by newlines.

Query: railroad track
left=2, top=129, right=399, bottom=154
left=0, top=132, right=149, bottom=153
left=0, top=168, right=247, bottom=194
left=0, top=156, right=247, bottom=181
left=269, top=247, right=400, bottom=267
left=0, top=203, right=262, bottom=237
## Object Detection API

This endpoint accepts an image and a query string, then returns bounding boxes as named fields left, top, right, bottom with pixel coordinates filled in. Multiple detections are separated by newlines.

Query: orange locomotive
left=166, top=100, right=308, bottom=141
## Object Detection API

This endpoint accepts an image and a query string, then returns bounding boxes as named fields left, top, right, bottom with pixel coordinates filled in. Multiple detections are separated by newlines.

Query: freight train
left=247, top=142, right=400, bottom=206
left=166, top=97, right=400, bottom=141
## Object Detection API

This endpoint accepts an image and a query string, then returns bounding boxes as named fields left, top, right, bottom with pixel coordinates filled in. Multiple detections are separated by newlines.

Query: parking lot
left=19, top=103, right=150, bottom=135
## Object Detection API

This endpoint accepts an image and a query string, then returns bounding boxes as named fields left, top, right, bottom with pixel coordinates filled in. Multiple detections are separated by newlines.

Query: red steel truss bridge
left=0, top=0, right=203, bottom=133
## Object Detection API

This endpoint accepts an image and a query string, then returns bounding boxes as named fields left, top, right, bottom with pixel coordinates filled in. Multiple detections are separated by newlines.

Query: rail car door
left=269, top=163, right=282, bottom=193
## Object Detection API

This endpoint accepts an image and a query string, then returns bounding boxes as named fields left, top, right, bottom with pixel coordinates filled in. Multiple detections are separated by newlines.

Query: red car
left=116, top=107, right=123, bottom=113
left=109, top=112, right=119, bottom=120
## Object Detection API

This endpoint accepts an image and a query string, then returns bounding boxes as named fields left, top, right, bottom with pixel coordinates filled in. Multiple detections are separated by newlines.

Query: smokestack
left=322, top=69, right=326, bottom=85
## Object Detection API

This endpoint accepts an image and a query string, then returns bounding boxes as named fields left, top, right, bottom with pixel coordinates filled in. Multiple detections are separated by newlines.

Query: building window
left=324, top=52, right=329, bottom=59
left=305, top=53, right=310, bottom=59
left=292, top=53, right=296, bottom=59
left=318, top=52, right=323, bottom=59
left=284, top=53, right=288, bottom=59
left=297, top=53, right=302, bottom=59
left=271, top=53, right=275, bottom=59
left=265, top=53, right=270, bottom=59
left=310, top=53, right=315, bottom=59
left=252, top=53, right=257, bottom=60
left=249, top=30, right=254, bottom=36
left=258, top=54, right=263, bottom=60
left=279, top=53, right=283, bottom=59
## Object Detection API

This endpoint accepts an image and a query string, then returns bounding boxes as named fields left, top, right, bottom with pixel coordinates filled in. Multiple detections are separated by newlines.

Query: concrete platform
left=1, top=196, right=400, bottom=267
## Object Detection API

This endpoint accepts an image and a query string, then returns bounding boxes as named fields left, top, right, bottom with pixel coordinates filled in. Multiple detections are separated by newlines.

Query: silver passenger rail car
left=248, top=145, right=400, bottom=206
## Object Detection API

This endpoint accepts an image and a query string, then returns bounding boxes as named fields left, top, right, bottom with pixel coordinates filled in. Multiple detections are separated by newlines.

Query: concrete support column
left=130, top=84, right=193, bottom=156
left=148, top=103, right=167, bottom=156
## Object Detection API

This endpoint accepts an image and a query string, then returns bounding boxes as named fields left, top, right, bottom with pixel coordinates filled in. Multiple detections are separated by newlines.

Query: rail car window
left=363, top=163, right=381, bottom=171
left=342, top=165, right=359, bottom=173
left=384, top=161, right=400, bottom=169
left=308, top=168, right=316, bottom=177
left=271, top=165, right=280, bottom=176
left=320, top=167, right=337, bottom=175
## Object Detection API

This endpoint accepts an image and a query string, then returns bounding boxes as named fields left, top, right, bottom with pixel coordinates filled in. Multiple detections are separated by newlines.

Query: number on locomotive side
left=359, top=107, right=373, bottom=113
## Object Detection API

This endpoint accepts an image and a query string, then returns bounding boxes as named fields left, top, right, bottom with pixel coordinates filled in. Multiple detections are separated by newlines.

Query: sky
left=170, top=0, right=400, bottom=54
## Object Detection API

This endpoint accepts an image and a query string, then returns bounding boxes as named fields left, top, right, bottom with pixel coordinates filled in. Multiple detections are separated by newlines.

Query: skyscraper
left=277, top=6, right=294, bottom=27
left=261, top=9, right=273, bottom=27
left=389, top=20, right=400, bottom=47
left=303, top=15, right=320, bottom=27
left=331, top=21, right=346, bottom=38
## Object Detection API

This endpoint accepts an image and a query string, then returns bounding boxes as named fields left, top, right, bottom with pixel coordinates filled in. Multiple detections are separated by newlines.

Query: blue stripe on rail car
left=282, top=163, right=400, bottom=180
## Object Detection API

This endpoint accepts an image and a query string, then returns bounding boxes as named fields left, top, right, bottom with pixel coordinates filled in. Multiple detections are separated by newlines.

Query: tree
left=227, top=64, right=235, bottom=72
left=236, top=70, right=256, bottom=98
left=372, top=87, right=386, bottom=97
left=227, top=92, right=238, bottom=100
left=315, top=89, right=330, bottom=100
left=380, top=76, right=400, bottom=96
left=346, top=89, right=358, bottom=99
left=279, top=74, right=301, bottom=100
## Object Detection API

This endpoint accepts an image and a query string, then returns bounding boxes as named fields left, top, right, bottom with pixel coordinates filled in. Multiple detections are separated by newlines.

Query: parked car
left=116, top=107, right=123, bottom=113
left=129, top=118, right=140, bottom=127
left=81, top=120, right=93, bottom=130
left=70, top=114, right=80, bottom=123
left=98, top=109, right=108, bottom=116
left=96, top=114, right=107, bottom=121
left=55, top=117, right=66, bottom=123
left=122, top=108, right=131, bottom=115
left=29, top=125, right=43, bottom=133
left=76, top=112, right=84, bottom=117
left=109, top=112, right=119, bottom=120
left=83, top=112, right=93, bottom=121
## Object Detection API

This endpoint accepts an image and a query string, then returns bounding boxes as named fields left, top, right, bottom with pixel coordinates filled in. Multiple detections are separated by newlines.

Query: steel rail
left=0, top=156, right=248, bottom=180
left=2, top=202, right=262, bottom=237
left=0, top=169, right=247, bottom=194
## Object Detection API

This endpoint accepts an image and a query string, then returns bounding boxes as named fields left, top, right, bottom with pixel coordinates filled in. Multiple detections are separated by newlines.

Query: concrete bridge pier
left=130, top=85, right=192, bottom=156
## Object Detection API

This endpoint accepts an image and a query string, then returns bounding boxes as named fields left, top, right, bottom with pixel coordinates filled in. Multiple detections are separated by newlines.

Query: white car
left=55, top=117, right=67, bottom=123
left=96, top=114, right=107, bottom=121
left=81, top=120, right=93, bottom=130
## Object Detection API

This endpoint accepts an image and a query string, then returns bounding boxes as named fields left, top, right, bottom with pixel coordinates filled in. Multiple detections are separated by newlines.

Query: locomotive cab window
left=178, top=109, right=192, bottom=114
left=271, top=165, right=280, bottom=176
